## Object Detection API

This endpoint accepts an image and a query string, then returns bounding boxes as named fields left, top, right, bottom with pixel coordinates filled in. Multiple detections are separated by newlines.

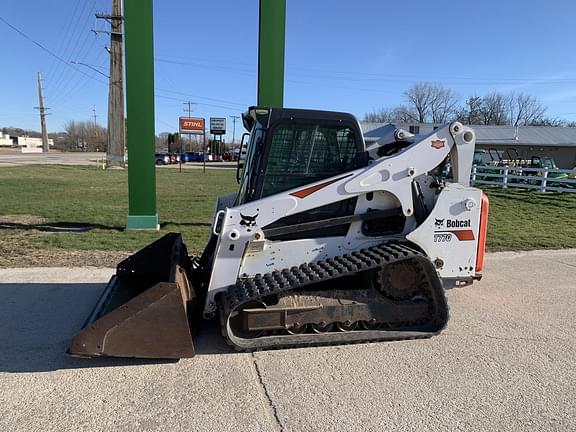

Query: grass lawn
left=0, top=165, right=237, bottom=258
left=481, top=187, right=576, bottom=251
left=0, top=165, right=575, bottom=265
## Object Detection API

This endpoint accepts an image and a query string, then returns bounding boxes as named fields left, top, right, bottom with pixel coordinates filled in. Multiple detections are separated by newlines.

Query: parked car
left=184, top=151, right=205, bottom=162
left=155, top=153, right=170, bottom=165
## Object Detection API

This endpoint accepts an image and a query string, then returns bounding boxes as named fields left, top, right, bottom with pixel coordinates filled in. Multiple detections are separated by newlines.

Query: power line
left=155, top=94, right=244, bottom=112
left=0, top=15, right=106, bottom=86
left=156, top=87, right=247, bottom=107
left=45, top=0, right=84, bottom=85
left=49, top=49, right=107, bottom=108
left=155, top=53, right=576, bottom=85
left=50, top=1, right=99, bottom=99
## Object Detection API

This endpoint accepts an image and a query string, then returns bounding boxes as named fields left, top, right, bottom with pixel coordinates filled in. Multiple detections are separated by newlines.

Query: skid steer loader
left=69, top=107, right=489, bottom=359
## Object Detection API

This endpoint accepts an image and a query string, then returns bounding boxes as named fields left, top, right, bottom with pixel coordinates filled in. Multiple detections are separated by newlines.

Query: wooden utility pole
left=229, top=115, right=240, bottom=153
left=183, top=101, right=195, bottom=152
left=35, top=72, right=50, bottom=152
left=92, top=105, right=98, bottom=127
left=98, top=0, right=125, bottom=168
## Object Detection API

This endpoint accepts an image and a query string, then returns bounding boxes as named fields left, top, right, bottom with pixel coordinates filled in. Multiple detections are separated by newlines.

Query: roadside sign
left=179, top=117, right=205, bottom=135
left=210, top=117, right=226, bottom=135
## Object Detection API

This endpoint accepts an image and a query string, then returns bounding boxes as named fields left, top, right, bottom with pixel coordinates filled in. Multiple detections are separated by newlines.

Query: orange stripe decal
left=290, top=174, right=352, bottom=199
left=476, top=193, right=490, bottom=272
left=451, top=230, right=475, bottom=241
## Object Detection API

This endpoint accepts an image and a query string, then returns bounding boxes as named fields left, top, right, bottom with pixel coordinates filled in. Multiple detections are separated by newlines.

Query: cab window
left=262, top=123, right=362, bottom=197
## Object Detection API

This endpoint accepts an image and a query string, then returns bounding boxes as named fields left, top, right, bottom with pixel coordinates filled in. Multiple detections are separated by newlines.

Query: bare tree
left=457, top=96, right=483, bottom=125
left=63, top=120, right=107, bottom=151
left=479, top=92, right=510, bottom=125
left=509, top=92, right=546, bottom=126
left=429, top=84, right=459, bottom=123
left=364, top=107, right=397, bottom=123
left=364, top=105, right=417, bottom=123
left=392, top=105, right=418, bottom=123
left=403, top=82, right=458, bottom=123
left=404, top=82, right=434, bottom=123
left=526, top=117, right=564, bottom=127
left=365, top=84, right=552, bottom=128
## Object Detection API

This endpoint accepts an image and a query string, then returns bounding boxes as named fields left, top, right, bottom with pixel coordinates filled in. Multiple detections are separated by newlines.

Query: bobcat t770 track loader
left=69, top=107, right=489, bottom=358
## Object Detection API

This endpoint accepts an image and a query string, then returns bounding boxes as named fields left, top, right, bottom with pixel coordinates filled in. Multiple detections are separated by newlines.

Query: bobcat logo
left=240, top=213, right=258, bottom=227
left=431, top=139, right=446, bottom=149
left=435, top=218, right=445, bottom=228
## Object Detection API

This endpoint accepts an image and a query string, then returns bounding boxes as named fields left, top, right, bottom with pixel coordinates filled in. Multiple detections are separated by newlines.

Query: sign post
left=210, top=117, right=226, bottom=162
left=124, top=0, right=158, bottom=230
left=179, top=117, right=205, bottom=135
left=179, top=117, right=206, bottom=173
left=210, top=118, right=226, bottom=135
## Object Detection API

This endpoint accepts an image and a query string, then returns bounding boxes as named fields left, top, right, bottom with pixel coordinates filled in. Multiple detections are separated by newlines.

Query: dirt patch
left=0, top=244, right=129, bottom=268
left=0, top=215, right=49, bottom=225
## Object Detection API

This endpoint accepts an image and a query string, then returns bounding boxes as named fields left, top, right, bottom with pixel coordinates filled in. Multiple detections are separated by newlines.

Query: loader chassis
left=196, top=107, right=485, bottom=351
left=69, top=107, right=488, bottom=358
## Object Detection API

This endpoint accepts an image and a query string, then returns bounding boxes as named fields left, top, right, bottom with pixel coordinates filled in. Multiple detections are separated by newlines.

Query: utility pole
left=96, top=0, right=125, bottom=168
left=183, top=101, right=196, bottom=152
left=229, top=115, right=240, bottom=153
left=35, top=72, right=50, bottom=152
left=92, top=105, right=98, bottom=127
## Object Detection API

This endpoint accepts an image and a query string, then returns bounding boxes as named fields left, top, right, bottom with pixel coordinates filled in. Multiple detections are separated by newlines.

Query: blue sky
left=1, top=0, right=576, bottom=142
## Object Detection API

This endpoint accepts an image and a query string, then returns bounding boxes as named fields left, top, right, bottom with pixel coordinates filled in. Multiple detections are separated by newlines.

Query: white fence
left=471, top=165, right=576, bottom=193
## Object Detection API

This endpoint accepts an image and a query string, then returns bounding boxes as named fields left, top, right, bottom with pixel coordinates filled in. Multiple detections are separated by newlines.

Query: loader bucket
left=68, top=233, right=196, bottom=359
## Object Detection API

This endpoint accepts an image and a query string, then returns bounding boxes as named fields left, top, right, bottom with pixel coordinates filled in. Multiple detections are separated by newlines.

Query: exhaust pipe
left=68, top=233, right=196, bottom=359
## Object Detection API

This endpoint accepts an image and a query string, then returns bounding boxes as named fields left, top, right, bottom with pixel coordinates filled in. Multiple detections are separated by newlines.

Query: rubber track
left=221, top=241, right=449, bottom=351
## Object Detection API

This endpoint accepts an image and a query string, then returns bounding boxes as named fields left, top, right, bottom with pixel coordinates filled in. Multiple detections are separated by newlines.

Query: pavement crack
left=549, top=259, right=576, bottom=269
left=450, top=332, right=567, bottom=343
left=247, top=353, right=283, bottom=432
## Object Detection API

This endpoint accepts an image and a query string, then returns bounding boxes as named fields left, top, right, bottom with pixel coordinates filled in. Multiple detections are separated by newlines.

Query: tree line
left=364, top=82, right=575, bottom=127
left=62, top=120, right=107, bottom=151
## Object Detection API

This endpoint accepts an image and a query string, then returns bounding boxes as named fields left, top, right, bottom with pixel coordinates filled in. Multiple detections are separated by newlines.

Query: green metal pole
left=124, top=0, right=158, bottom=230
left=258, top=0, right=286, bottom=107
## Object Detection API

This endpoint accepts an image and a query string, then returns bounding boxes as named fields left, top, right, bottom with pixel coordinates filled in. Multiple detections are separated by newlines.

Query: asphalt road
left=0, top=250, right=574, bottom=431
left=0, top=151, right=235, bottom=169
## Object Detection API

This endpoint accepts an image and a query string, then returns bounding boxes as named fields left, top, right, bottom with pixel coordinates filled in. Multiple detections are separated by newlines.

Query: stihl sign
left=179, top=117, right=205, bottom=135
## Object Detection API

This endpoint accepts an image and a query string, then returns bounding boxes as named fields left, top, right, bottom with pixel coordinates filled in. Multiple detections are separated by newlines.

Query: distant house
left=361, top=123, right=576, bottom=169
left=15, top=136, right=54, bottom=149
left=0, top=131, right=13, bottom=146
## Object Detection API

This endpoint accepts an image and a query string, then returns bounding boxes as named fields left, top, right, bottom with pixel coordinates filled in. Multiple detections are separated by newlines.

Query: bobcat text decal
left=434, top=219, right=474, bottom=241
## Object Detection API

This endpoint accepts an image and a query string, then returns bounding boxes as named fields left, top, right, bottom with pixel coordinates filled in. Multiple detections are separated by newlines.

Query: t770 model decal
left=435, top=229, right=475, bottom=241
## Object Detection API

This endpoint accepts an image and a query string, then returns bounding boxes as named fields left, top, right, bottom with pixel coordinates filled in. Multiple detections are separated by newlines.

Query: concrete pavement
left=0, top=250, right=574, bottom=431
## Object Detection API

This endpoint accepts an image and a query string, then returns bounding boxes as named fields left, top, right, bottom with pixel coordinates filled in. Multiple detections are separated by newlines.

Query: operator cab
left=237, top=107, right=368, bottom=205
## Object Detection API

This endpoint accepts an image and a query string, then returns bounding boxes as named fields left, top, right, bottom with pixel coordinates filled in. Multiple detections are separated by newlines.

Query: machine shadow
left=0, top=221, right=122, bottom=232
left=0, top=282, right=228, bottom=373
left=191, top=319, right=237, bottom=356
